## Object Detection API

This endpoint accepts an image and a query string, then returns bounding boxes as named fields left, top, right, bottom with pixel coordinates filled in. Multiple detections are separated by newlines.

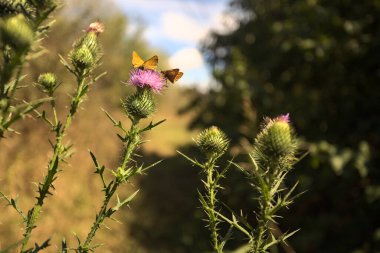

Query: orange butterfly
left=161, top=68, right=183, bottom=83
left=132, top=51, right=158, bottom=70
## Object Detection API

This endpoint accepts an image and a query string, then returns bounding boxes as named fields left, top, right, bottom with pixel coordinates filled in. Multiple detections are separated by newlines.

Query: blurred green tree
left=183, top=0, right=380, bottom=252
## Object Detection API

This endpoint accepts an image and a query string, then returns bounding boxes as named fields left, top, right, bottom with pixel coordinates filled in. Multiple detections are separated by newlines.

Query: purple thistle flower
left=276, top=113, right=290, bottom=123
left=262, top=113, right=290, bottom=129
left=129, top=69, right=165, bottom=92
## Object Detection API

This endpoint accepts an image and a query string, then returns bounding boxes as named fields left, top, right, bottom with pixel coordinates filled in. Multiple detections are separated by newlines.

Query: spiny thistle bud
left=0, top=14, right=34, bottom=51
left=254, top=114, right=297, bottom=166
left=70, top=22, right=103, bottom=72
left=123, top=88, right=156, bottom=120
left=37, top=72, right=58, bottom=95
left=70, top=45, right=95, bottom=71
left=0, top=0, right=23, bottom=17
left=80, top=32, right=99, bottom=58
left=196, top=126, right=229, bottom=159
left=0, top=98, right=9, bottom=111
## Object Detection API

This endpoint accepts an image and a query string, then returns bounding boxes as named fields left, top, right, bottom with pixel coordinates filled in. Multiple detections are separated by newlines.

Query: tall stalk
left=17, top=21, right=105, bottom=252
left=81, top=121, right=141, bottom=251
left=179, top=126, right=230, bottom=253
left=218, top=114, right=301, bottom=253
left=21, top=75, right=88, bottom=251
left=72, top=53, right=173, bottom=252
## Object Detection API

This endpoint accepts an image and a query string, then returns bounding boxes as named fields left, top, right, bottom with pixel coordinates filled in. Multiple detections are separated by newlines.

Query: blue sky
left=114, top=0, right=237, bottom=88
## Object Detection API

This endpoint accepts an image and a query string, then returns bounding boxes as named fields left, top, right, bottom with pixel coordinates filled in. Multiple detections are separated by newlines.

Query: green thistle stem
left=121, top=122, right=139, bottom=169
left=253, top=174, right=272, bottom=253
left=181, top=126, right=229, bottom=252
left=80, top=120, right=141, bottom=252
left=20, top=76, right=88, bottom=252
left=51, top=101, right=58, bottom=125
left=204, top=158, right=223, bottom=253
left=82, top=181, right=119, bottom=250
left=0, top=54, right=26, bottom=137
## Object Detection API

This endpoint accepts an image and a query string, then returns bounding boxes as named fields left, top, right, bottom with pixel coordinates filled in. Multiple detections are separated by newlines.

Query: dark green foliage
left=187, top=0, right=380, bottom=251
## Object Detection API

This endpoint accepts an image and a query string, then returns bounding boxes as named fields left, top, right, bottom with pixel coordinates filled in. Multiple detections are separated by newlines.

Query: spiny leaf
left=58, top=54, right=75, bottom=74
left=94, top=71, right=107, bottom=82
left=111, top=190, right=139, bottom=212
left=60, top=238, right=68, bottom=253
left=139, top=119, right=166, bottom=133
left=139, top=160, right=163, bottom=174
left=220, top=224, right=234, bottom=250
left=177, top=150, right=204, bottom=168
left=263, top=229, right=300, bottom=250
left=101, top=108, right=128, bottom=133
left=31, top=238, right=50, bottom=253
left=215, top=159, right=234, bottom=184
left=269, top=172, right=287, bottom=197
left=205, top=204, right=253, bottom=239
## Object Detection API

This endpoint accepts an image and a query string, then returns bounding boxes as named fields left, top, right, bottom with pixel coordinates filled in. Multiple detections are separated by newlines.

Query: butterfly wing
left=143, top=55, right=158, bottom=70
left=162, top=69, right=180, bottom=83
left=174, top=71, right=183, bottom=82
left=132, top=51, right=145, bottom=68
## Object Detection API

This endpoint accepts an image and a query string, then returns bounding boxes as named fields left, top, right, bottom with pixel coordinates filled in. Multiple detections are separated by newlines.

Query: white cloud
left=114, top=0, right=225, bottom=18
left=115, top=0, right=235, bottom=44
left=211, top=12, right=240, bottom=35
left=169, top=47, right=204, bottom=71
left=160, top=11, right=208, bottom=43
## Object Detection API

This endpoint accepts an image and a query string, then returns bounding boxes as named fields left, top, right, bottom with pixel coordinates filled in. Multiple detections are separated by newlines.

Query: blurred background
left=0, top=0, right=379, bottom=252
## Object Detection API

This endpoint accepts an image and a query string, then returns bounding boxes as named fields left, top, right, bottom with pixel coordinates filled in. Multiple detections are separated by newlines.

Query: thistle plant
left=0, top=0, right=58, bottom=137
left=248, top=114, right=299, bottom=252
left=179, top=126, right=230, bottom=253
left=181, top=115, right=301, bottom=253
left=69, top=57, right=171, bottom=253
left=222, top=114, right=300, bottom=253
left=0, top=21, right=104, bottom=252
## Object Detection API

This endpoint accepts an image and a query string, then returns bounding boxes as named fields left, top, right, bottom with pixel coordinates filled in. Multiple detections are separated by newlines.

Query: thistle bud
left=123, top=88, right=156, bottom=121
left=69, top=22, right=104, bottom=72
left=0, top=98, right=9, bottom=111
left=0, top=0, right=22, bottom=17
left=38, top=72, right=58, bottom=95
left=73, top=21, right=103, bottom=60
left=0, top=14, right=34, bottom=51
left=81, top=32, right=99, bottom=57
left=70, top=45, right=94, bottom=71
left=254, top=114, right=296, bottom=164
left=196, top=126, right=229, bottom=159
